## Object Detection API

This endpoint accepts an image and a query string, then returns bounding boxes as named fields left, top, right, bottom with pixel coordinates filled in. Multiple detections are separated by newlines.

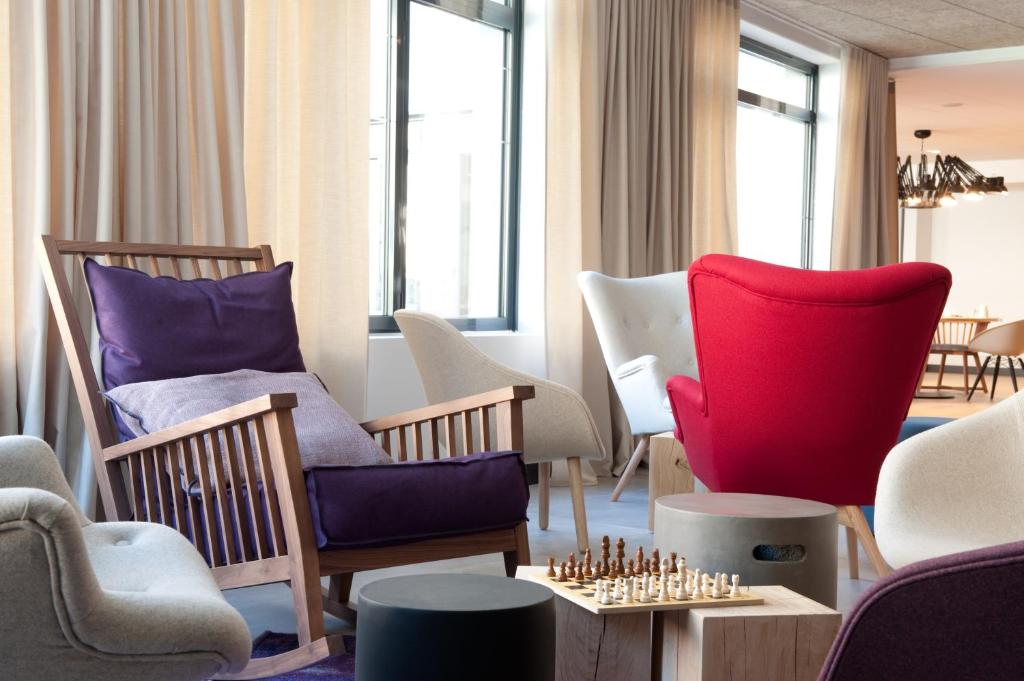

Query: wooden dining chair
left=923, top=318, right=987, bottom=395
left=37, top=236, right=534, bottom=679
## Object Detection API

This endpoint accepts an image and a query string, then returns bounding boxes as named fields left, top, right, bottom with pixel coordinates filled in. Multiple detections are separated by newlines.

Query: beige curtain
left=1, top=0, right=247, bottom=514
left=244, top=1, right=370, bottom=419
left=546, top=0, right=739, bottom=474
left=831, top=45, right=897, bottom=269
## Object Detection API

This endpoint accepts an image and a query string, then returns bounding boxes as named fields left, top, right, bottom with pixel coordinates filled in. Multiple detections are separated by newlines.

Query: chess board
left=519, top=566, right=764, bottom=615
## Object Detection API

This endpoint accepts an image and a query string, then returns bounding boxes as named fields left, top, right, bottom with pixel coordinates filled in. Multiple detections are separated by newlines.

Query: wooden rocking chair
left=38, top=236, right=534, bottom=679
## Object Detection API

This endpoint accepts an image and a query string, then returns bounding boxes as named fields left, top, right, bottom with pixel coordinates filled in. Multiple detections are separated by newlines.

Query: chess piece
left=613, top=578, right=623, bottom=600
left=676, top=558, right=686, bottom=578
left=558, top=562, right=568, bottom=582
left=643, top=558, right=651, bottom=575
left=583, top=548, right=593, bottom=577
left=651, top=549, right=661, bottom=572
left=599, top=581, right=613, bottom=606
left=640, top=582, right=652, bottom=603
left=661, top=558, right=671, bottom=576
left=669, top=552, right=678, bottom=573
left=567, top=552, right=576, bottom=574
left=691, top=570, right=702, bottom=599
left=658, top=576, right=670, bottom=602
left=616, top=537, right=626, bottom=572
left=730, top=574, right=742, bottom=598
left=712, top=574, right=724, bottom=599
left=635, top=546, right=645, bottom=569
left=601, top=536, right=611, bottom=567
left=609, top=561, right=618, bottom=579
left=675, top=575, right=688, bottom=600
left=546, top=557, right=556, bottom=578
left=575, top=564, right=585, bottom=582
left=625, top=559, right=635, bottom=578
left=623, top=579, right=634, bottom=604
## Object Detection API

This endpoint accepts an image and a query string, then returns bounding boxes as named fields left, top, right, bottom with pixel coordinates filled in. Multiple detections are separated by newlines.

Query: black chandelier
left=897, top=129, right=1008, bottom=209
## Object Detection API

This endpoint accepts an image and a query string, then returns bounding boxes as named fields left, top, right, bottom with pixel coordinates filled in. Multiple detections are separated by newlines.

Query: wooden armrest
left=360, top=385, right=535, bottom=434
left=101, top=393, right=298, bottom=462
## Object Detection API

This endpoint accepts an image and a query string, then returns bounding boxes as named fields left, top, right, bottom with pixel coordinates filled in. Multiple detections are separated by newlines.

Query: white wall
left=904, top=159, right=1024, bottom=324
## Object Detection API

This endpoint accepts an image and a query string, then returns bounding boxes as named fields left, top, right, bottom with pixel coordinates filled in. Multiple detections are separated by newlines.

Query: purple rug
left=243, top=632, right=356, bottom=680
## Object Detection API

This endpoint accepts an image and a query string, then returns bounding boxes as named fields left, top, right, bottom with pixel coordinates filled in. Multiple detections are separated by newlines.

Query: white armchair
left=875, top=392, right=1024, bottom=569
left=578, top=271, right=697, bottom=500
left=394, top=310, right=605, bottom=551
left=0, top=436, right=251, bottom=681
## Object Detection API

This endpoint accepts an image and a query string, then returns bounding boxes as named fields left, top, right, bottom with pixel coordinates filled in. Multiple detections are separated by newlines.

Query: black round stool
left=356, top=573, right=554, bottom=681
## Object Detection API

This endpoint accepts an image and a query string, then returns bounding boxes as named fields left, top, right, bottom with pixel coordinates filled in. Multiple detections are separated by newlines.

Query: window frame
left=370, top=0, right=524, bottom=333
left=737, top=37, right=819, bottom=269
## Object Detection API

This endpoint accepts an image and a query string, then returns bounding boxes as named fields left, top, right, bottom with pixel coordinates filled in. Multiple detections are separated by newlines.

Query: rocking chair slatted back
left=37, top=236, right=277, bottom=522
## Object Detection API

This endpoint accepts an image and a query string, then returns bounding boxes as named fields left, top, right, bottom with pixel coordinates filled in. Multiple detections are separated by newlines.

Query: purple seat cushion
left=818, top=540, right=1024, bottom=681
left=306, top=451, right=529, bottom=549
left=83, top=258, right=304, bottom=391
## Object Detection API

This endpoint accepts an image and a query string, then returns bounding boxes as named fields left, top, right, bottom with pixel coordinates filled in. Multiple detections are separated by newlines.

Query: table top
left=940, top=316, right=1001, bottom=323
left=655, top=492, right=837, bottom=519
left=359, top=573, right=552, bottom=612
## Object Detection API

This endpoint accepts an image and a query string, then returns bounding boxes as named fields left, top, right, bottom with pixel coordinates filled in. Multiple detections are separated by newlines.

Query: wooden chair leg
left=538, top=461, right=551, bottom=531
left=937, top=352, right=947, bottom=388
left=1009, top=356, right=1020, bottom=393
left=840, top=505, right=890, bottom=579
left=610, top=435, right=649, bottom=502
left=566, top=456, right=590, bottom=552
left=504, top=521, right=532, bottom=576
left=322, top=573, right=356, bottom=622
left=961, top=351, right=970, bottom=394
left=845, top=525, right=859, bottom=580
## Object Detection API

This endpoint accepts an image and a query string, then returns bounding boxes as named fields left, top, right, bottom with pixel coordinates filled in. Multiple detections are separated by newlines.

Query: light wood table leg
left=649, top=432, right=694, bottom=530
left=554, top=598, right=651, bottom=681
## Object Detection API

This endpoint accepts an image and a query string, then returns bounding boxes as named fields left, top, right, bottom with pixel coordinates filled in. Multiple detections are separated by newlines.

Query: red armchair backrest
left=670, top=255, right=951, bottom=506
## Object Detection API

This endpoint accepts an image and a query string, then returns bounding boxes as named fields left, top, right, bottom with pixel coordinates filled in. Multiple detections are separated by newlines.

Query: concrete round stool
left=654, top=493, right=838, bottom=607
left=355, top=573, right=555, bottom=681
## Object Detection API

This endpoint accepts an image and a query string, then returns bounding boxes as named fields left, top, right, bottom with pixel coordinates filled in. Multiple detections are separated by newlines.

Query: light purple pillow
left=105, top=369, right=392, bottom=470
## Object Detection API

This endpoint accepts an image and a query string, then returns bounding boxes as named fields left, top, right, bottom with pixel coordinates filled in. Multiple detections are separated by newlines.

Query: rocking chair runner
left=38, top=236, right=534, bottom=680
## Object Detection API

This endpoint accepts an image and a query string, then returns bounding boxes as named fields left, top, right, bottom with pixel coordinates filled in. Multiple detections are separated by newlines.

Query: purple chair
left=818, top=540, right=1024, bottom=681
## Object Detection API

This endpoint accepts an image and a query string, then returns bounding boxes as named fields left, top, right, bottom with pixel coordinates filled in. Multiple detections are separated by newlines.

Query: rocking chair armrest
left=101, top=393, right=299, bottom=462
left=359, top=385, right=535, bottom=434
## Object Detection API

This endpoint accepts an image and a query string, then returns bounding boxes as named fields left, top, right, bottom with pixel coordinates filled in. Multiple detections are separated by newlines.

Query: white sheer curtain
left=0, top=0, right=247, bottom=514
left=831, top=45, right=897, bottom=269
left=545, top=0, right=739, bottom=474
left=244, top=0, right=370, bottom=419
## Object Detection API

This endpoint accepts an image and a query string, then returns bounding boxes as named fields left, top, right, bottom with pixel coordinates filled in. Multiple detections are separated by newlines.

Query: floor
left=226, top=368, right=1018, bottom=639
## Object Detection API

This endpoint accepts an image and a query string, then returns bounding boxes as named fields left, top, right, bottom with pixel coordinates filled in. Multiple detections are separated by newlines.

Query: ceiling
left=752, top=0, right=1024, bottom=58
left=893, top=59, right=1024, bottom=161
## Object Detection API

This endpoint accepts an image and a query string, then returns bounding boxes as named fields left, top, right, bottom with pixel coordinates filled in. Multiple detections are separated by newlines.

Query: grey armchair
left=0, top=436, right=251, bottom=681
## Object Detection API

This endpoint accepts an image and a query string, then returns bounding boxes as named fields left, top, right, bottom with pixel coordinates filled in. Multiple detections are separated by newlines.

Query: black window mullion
left=391, top=0, right=411, bottom=318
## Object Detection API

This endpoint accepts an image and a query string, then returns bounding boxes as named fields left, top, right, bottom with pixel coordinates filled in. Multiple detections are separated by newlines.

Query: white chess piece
left=712, top=574, right=723, bottom=599
left=658, top=576, right=670, bottom=602
left=691, top=570, right=703, bottom=599
left=613, top=578, right=623, bottom=600
left=676, top=558, right=686, bottom=578
left=661, top=558, right=671, bottom=576
left=673, top=575, right=686, bottom=600
left=730, top=574, right=742, bottom=598
left=600, top=581, right=613, bottom=605
left=623, top=579, right=634, bottom=604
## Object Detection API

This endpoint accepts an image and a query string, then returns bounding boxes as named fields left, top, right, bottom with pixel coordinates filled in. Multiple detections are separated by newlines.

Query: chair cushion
left=83, top=258, right=305, bottom=391
left=306, top=451, right=529, bottom=549
left=105, top=369, right=392, bottom=470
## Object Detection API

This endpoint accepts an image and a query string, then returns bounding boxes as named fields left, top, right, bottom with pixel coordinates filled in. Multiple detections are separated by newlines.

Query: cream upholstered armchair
left=394, top=310, right=604, bottom=551
left=875, top=391, right=1024, bottom=569
left=577, top=271, right=697, bottom=500
left=0, top=436, right=251, bottom=681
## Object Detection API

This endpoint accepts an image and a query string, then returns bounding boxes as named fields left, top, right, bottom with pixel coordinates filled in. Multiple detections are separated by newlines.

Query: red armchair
left=667, top=255, right=950, bottom=579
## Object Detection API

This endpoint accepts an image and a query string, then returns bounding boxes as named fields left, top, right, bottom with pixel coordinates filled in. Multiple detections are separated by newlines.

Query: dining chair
left=922, top=318, right=988, bottom=395
left=577, top=271, right=697, bottom=501
left=967, top=320, right=1024, bottom=401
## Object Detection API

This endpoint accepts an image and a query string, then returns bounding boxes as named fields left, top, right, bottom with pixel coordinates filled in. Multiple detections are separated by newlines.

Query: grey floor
left=225, top=468, right=877, bottom=637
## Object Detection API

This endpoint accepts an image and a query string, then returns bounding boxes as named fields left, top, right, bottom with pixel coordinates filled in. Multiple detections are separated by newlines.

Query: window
left=370, top=0, right=523, bottom=332
left=736, top=38, right=817, bottom=268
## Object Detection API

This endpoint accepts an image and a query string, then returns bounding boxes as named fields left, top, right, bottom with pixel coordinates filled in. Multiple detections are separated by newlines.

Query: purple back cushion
left=83, top=258, right=305, bottom=390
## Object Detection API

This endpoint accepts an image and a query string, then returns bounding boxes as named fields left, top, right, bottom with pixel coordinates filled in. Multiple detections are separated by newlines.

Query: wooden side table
left=516, top=566, right=841, bottom=681
left=649, top=432, right=694, bottom=529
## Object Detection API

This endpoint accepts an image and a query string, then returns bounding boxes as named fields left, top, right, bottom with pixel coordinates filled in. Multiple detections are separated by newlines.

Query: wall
left=904, top=160, right=1024, bottom=324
